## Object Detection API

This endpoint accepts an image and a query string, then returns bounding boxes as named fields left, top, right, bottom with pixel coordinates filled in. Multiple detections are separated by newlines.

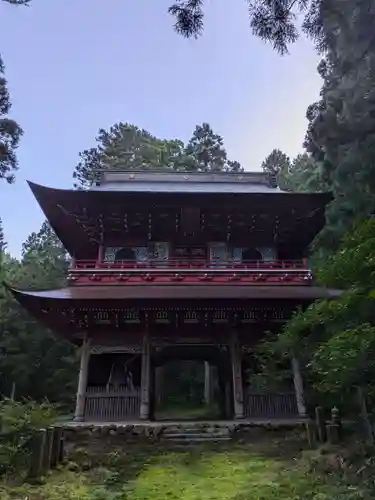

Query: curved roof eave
left=27, top=181, right=333, bottom=200
left=7, top=284, right=343, bottom=302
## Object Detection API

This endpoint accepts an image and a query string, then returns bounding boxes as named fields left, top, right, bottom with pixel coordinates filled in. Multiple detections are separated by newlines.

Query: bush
left=0, top=398, right=57, bottom=475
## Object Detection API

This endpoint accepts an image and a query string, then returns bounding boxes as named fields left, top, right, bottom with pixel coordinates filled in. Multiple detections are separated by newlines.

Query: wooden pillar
left=140, top=334, right=151, bottom=420
left=97, top=244, right=104, bottom=265
left=204, top=361, right=214, bottom=405
left=74, top=337, right=91, bottom=422
left=230, top=331, right=244, bottom=419
left=291, top=356, right=307, bottom=417
left=155, top=366, right=163, bottom=406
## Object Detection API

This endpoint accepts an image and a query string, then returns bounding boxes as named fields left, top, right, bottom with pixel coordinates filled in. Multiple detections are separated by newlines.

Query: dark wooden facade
left=10, top=171, right=339, bottom=422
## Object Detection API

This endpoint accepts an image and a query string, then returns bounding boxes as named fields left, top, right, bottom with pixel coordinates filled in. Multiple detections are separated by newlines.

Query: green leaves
left=72, top=122, right=243, bottom=189
left=255, top=218, right=375, bottom=397
left=0, top=222, right=77, bottom=407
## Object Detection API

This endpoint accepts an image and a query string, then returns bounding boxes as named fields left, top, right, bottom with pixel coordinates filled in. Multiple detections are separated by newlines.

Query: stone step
left=163, top=432, right=228, bottom=439
left=163, top=430, right=229, bottom=436
left=164, top=427, right=230, bottom=434
left=163, top=436, right=231, bottom=443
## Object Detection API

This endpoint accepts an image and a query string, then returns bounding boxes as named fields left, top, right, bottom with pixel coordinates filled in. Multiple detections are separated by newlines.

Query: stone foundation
left=63, top=419, right=307, bottom=446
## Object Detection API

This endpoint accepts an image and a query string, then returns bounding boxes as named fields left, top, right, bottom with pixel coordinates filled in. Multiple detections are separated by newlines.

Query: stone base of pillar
left=73, top=416, right=85, bottom=423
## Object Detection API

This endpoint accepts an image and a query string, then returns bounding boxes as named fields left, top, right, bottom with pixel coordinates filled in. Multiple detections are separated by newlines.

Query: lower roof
left=9, top=284, right=342, bottom=301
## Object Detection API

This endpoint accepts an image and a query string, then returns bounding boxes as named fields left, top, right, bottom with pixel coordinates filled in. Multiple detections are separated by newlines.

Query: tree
left=73, top=121, right=243, bottom=189
left=21, top=221, right=68, bottom=289
left=301, top=0, right=375, bottom=250
left=0, top=0, right=29, bottom=184
left=261, top=149, right=327, bottom=192
left=255, top=219, right=375, bottom=404
left=73, top=123, right=191, bottom=189
left=185, top=123, right=243, bottom=173
left=0, top=217, right=5, bottom=253
left=169, top=0, right=326, bottom=54
left=0, top=221, right=76, bottom=405
left=0, top=55, right=22, bottom=184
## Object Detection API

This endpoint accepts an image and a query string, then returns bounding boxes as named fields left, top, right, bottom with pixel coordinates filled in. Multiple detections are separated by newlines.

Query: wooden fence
left=84, top=386, right=141, bottom=421
left=27, top=426, right=64, bottom=480
left=244, top=391, right=298, bottom=419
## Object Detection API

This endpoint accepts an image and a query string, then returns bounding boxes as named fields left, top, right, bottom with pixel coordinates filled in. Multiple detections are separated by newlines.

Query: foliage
left=169, top=0, right=327, bottom=54
left=73, top=122, right=243, bottom=189
left=0, top=399, right=56, bottom=475
left=302, top=0, right=375, bottom=250
left=1, top=440, right=370, bottom=499
left=259, top=219, right=375, bottom=399
left=0, top=0, right=28, bottom=183
left=261, top=148, right=327, bottom=192
left=184, top=122, right=243, bottom=173
left=0, top=221, right=77, bottom=407
left=0, top=54, right=23, bottom=184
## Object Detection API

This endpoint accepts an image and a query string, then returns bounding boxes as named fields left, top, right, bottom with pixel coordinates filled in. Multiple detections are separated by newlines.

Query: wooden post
left=10, top=381, right=15, bottom=401
left=326, top=407, right=340, bottom=444
left=50, top=426, right=63, bottom=467
left=140, top=333, right=151, bottom=420
left=58, top=432, right=65, bottom=463
left=97, top=244, right=104, bottom=265
left=291, top=356, right=307, bottom=417
left=315, top=406, right=326, bottom=443
left=155, top=366, right=163, bottom=406
left=42, top=427, right=54, bottom=472
left=27, top=429, right=46, bottom=481
left=74, top=337, right=91, bottom=422
left=230, top=331, right=244, bottom=419
left=305, top=419, right=317, bottom=448
left=356, top=386, right=374, bottom=445
left=204, top=362, right=214, bottom=405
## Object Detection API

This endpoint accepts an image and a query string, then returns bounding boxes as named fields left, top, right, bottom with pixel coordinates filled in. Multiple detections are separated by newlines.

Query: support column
left=155, top=366, right=163, bottom=406
left=204, top=362, right=214, bottom=405
left=291, top=356, right=307, bottom=417
left=140, top=334, right=151, bottom=420
left=230, top=332, right=244, bottom=419
left=74, top=337, right=91, bottom=422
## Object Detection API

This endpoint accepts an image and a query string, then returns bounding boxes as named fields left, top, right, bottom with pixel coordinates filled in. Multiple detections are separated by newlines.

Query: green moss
left=0, top=442, right=367, bottom=500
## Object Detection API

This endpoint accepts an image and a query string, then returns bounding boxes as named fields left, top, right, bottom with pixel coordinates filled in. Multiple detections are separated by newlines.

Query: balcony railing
left=68, top=258, right=312, bottom=285
left=73, top=258, right=308, bottom=270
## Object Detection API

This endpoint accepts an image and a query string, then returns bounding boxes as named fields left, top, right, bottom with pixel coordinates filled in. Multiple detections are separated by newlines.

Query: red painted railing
left=72, top=258, right=308, bottom=271
left=68, top=258, right=312, bottom=285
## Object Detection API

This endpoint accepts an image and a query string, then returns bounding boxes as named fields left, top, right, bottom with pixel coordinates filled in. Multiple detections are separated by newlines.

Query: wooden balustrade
left=84, top=386, right=141, bottom=421
left=244, top=391, right=299, bottom=419
left=73, top=258, right=308, bottom=271
left=68, top=258, right=311, bottom=286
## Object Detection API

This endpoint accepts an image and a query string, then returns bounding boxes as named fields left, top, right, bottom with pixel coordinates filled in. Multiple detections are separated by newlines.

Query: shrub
left=0, top=398, right=57, bottom=475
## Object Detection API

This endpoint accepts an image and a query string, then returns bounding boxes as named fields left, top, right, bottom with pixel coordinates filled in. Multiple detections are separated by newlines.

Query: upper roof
left=27, top=171, right=332, bottom=258
left=90, top=170, right=281, bottom=193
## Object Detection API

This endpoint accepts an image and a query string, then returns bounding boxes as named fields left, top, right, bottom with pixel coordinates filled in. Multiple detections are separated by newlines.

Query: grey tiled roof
left=90, top=170, right=283, bottom=194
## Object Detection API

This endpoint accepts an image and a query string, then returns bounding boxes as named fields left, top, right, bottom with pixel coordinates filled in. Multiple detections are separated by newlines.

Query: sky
left=0, top=0, right=321, bottom=257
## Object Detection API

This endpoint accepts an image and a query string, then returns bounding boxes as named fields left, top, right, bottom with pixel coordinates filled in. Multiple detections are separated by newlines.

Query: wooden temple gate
left=74, top=329, right=306, bottom=423
left=9, top=171, right=339, bottom=424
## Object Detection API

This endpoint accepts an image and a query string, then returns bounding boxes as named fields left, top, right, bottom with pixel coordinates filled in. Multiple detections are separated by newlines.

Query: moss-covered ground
left=0, top=434, right=367, bottom=500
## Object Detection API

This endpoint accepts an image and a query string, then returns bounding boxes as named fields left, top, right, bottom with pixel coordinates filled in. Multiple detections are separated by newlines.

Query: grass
left=0, top=437, right=367, bottom=500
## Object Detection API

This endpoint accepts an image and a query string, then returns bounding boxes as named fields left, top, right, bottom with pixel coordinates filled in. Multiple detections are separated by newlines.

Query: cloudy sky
left=0, top=0, right=321, bottom=256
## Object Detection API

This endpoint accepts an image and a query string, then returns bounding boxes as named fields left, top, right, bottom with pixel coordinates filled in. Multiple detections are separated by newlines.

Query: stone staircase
left=161, top=424, right=232, bottom=444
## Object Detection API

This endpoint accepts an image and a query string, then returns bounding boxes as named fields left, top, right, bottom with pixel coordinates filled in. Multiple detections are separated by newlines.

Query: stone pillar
left=291, top=356, right=307, bottom=417
left=74, top=337, right=91, bottom=422
left=140, top=334, right=151, bottom=420
left=204, top=362, right=214, bottom=405
left=230, top=332, right=244, bottom=419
